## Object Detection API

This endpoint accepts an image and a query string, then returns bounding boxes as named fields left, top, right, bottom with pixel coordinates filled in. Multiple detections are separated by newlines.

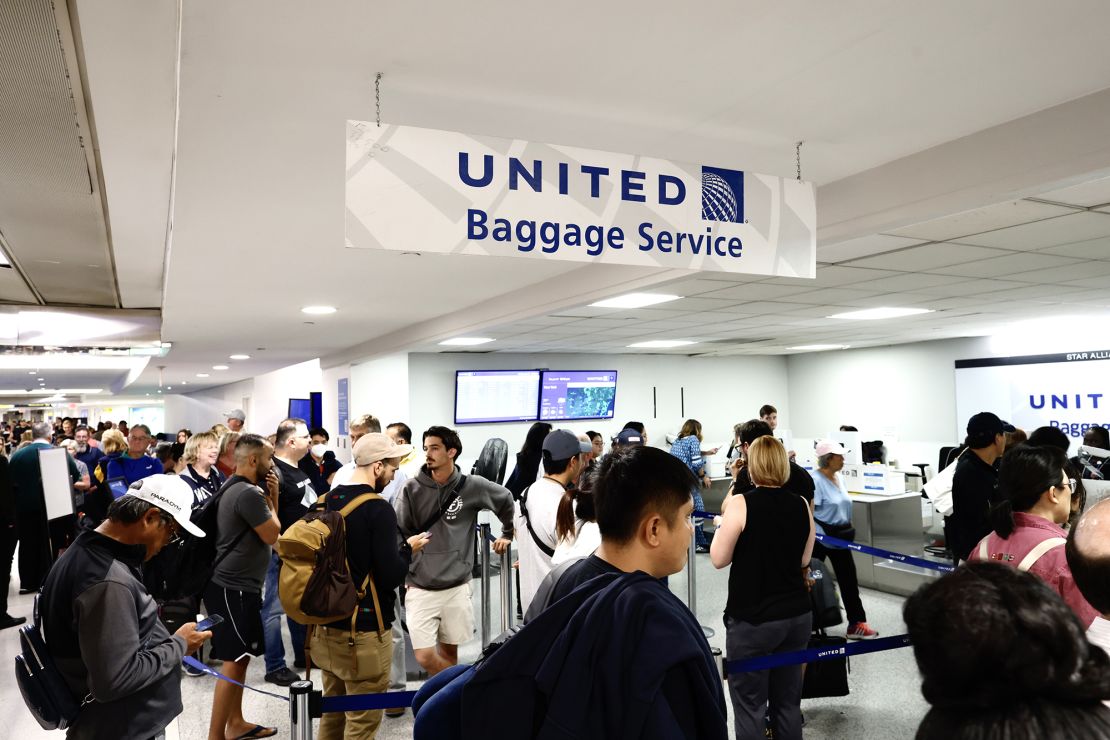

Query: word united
left=459, top=153, right=745, bottom=258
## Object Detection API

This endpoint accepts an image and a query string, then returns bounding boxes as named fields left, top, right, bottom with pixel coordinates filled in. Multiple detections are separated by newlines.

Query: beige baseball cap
left=353, top=432, right=413, bottom=466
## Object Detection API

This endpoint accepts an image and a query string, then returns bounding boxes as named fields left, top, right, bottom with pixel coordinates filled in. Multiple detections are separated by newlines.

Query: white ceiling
left=10, top=1, right=1110, bottom=393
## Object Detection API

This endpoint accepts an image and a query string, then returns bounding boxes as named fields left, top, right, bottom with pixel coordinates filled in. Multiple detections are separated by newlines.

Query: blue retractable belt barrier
left=181, top=657, right=289, bottom=701
left=691, top=510, right=954, bottom=574
left=320, top=691, right=419, bottom=713
left=725, top=634, right=912, bottom=674
left=475, top=524, right=497, bottom=543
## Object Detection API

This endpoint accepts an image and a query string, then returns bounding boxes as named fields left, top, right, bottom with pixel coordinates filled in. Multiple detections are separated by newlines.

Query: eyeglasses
left=1058, top=479, right=1077, bottom=492
left=160, top=514, right=181, bottom=545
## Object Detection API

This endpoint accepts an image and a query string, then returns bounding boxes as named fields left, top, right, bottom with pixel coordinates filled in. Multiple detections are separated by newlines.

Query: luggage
left=801, top=629, right=849, bottom=698
left=808, top=558, right=843, bottom=629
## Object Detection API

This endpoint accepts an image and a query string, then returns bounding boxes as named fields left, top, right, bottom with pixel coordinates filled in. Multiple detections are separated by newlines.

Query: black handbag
left=14, top=623, right=84, bottom=730
left=808, top=558, right=844, bottom=629
left=801, top=629, right=849, bottom=698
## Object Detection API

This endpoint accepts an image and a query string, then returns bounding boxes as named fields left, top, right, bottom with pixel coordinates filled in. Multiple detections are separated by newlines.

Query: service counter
left=703, top=478, right=948, bottom=597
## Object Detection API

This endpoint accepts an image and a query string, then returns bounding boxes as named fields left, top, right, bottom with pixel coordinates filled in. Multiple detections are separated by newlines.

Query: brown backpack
left=276, top=493, right=385, bottom=638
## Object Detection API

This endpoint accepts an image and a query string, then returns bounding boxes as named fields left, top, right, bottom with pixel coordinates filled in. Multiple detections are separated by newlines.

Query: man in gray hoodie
left=394, top=425, right=514, bottom=676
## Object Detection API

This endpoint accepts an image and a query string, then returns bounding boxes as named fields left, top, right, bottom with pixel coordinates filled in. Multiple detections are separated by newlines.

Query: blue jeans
left=692, top=489, right=709, bottom=548
left=262, top=552, right=307, bottom=672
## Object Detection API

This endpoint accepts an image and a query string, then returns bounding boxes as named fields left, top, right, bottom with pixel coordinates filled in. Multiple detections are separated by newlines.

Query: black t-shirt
left=273, top=457, right=317, bottom=533
left=321, top=484, right=411, bottom=631
left=949, top=451, right=999, bottom=561
left=735, top=460, right=815, bottom=503
left=549, top=554, right=623, bottom=604
left=725, top=487, right=811, bottom=624
left=299, top=452, right=343, bottom=496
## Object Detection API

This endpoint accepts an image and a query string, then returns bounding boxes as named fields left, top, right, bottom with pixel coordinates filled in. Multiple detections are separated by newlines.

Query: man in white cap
left=226, top=408, right=246, bottom=433
left=310, top=433, right=431, bottom=737
left=38, top=474, right=213, bottom=740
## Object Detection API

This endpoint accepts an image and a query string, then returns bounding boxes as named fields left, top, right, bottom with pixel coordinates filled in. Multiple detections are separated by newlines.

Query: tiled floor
left=4, top=548, right=928, bottom=739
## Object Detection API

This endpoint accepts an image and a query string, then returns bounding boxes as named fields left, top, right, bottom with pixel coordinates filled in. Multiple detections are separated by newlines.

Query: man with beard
left=310, top=433, right=431, bottom=739
left=73, top=425, right=105, bottom=472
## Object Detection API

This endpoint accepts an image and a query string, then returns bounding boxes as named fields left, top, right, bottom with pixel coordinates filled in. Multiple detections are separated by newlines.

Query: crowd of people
left=7, top=403, right=1110, bottom=739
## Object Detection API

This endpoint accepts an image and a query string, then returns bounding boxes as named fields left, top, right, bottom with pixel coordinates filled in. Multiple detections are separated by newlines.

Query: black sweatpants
left=0, top=517, right=17, bottom=614
left=812, top=539, right=867, bottom=625
left=16, top=510, right=50, bottom=592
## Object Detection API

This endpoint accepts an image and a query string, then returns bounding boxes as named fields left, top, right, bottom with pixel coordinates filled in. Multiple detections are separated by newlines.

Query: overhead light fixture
left=787, top=344, right=851, bottom=351
left=196, top=373, right=210, bottom=378
left=212, top=365, right=229, bottom=370
left=827, top=307, right=933, bottom=320
left=26, top=371, right=34, bottom=375
left=37, top=378, right=43, bottom=381
left=590, top=293, right=682, bottom=309
left=181, top=381, right=188, bottom=385
left=628, top=340, right=697, bottom=348
left=301, top=306, right=337, bottom=315
left=438, top=337, right=494, bottom=346
left=229, top=354, right=250, bottom=360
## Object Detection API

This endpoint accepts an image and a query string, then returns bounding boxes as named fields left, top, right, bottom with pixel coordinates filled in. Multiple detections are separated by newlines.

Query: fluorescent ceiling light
left=628, top=340, right=697, bottom=348
left=0, top=389, right=102, bottom=395
left=212, top=365, right=229, bottom=370
left=590, top=293, right=682, bottom=309
left=229, top=354, right=250, bottom=360
left=827, top=307, right=933, bottom=320
left=196, top=373, right=210, bottom=378
left=787, top=344, right=850, bottom=351
left=439, top=337, right=494, bottom=346
left=302, top=306, right=337, bottom=315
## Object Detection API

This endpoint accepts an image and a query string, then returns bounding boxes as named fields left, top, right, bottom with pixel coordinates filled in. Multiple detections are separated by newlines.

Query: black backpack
left=142, top=478, right=250, bottom=601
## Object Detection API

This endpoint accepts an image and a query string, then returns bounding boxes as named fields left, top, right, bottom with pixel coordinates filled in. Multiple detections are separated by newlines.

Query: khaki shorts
left=405, top=582, right=474, bottom=650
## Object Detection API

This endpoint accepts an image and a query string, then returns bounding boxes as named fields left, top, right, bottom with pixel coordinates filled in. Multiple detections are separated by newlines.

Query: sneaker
left=183, top=661, right=206, bottom=678
left=384, top=708, right=406, bottom=718
left=695, top=544, right=709, bottom=554
left=0, top=613, right=27, bottom=630
left=846, top=621, right=879, bottom=640
left=264, top=667, right=301, bottom=686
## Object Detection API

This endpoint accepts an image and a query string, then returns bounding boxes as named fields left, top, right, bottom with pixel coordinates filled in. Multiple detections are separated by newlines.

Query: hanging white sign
left=345, top=122, right=816, bottom=278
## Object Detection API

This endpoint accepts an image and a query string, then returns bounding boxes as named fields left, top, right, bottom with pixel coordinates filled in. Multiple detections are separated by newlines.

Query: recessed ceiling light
left=212, top=365, right=229, bottom=370
left=196, top=373, right=210, bottom=378
left=438, top=337, right=495, bottom=346
left=37, top=378, right=43, bottom=381
left=627, top=340, right=697, bottom=348
left=167, top=386, right=172, bottom=390
left=590, top=293, right=682, bottom=309
left=827, top=307, right=933, bottom=320
left=301, top=306, right=337, bottom=315
left=229, top=354, right=250, bottom=360
left=27, top=371, right=33, bottom=375
left=181, top=381, right=188, bottom=385
left=786, top=344, right=851, bottom=351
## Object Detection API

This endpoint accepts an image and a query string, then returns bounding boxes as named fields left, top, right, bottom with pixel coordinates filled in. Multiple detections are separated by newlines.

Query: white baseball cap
left=125, top=474, right=205, bottom=538
left=814, top=440, right=849, bottom=457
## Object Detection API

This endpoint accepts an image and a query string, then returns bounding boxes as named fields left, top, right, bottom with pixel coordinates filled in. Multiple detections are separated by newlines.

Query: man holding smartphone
left=39, top=474, right=212, bottom=740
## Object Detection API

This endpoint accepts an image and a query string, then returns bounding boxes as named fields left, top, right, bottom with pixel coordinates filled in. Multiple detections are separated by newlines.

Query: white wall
left=406, top=352, right=789, bottom=470
left=350, top=353, right=411, bottom=433
left=165, top=359, right=323, bottom=437
left=785, top=337, right=993, bottom=471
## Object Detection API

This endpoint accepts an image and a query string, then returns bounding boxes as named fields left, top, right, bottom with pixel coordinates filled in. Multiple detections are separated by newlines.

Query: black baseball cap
left=965, top=412, right=1015, bottom=448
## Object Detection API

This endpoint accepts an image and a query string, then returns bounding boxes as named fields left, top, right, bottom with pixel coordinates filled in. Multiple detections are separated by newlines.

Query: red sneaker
left=847, top=621, right=879, bottom=640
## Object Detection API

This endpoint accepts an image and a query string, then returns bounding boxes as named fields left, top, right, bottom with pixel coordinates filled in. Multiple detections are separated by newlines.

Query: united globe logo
left=701, top=166, right=745, bottom=223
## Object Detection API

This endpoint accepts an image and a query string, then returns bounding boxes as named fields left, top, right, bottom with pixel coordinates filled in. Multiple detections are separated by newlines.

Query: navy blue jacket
left=453, top=571, right=727, bottom=739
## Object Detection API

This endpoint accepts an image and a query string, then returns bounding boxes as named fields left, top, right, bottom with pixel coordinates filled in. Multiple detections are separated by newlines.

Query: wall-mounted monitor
left=455, top=370, right=541, bottom=425
left=540, top=371, right=618, bottom=421
left=288, top=398, right=312, bottom=422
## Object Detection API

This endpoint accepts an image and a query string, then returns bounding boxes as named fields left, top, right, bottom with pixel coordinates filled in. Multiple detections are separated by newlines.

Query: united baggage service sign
left=345, top=122, right=816, bottom=277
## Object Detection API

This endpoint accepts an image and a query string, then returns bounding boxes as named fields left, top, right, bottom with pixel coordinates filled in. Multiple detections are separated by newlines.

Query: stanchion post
left=479, top=523, right=492, bottom=648
left=687, top=528, right=715, bottom=638
left=500, top=545, right=513, bottom=631
left=290, top=680, right=314, bottom=740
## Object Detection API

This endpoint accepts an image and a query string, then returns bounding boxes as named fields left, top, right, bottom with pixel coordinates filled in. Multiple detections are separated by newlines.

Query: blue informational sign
left=338, top=378, right=349, bottom=435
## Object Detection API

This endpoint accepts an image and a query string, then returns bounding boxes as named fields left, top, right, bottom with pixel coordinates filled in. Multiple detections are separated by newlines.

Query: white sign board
left=38, top=447, right=74, bottom=521
left=955, top=350, right=1110, bottom=453
left=345, top=122, right=816, bottom=278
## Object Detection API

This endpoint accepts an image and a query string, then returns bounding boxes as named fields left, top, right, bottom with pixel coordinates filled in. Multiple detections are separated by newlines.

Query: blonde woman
left=711, top=436, right=814, bottom=740
left=178, top=431, right=226, bottom=506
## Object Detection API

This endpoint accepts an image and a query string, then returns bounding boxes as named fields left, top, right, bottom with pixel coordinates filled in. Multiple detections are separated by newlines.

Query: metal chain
left=375, top=73, right=382, bottom=127
left=795, top=141, right=804, bottom=181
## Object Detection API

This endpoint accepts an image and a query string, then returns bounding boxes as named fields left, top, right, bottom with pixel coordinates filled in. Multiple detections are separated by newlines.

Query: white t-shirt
left=515, top=477, right=565, bottom=613
left=552, top=521, right=601, bottom=566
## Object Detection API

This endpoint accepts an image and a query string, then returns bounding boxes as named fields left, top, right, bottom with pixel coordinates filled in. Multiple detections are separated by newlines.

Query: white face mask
left=311, top=444, right=327, bottom=458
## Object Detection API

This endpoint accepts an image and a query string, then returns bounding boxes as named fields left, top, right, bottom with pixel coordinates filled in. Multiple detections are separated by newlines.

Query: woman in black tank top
left=710, top=436, right=814, bottom=740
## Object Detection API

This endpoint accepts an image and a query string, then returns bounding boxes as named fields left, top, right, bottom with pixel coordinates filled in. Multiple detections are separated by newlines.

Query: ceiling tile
left=817, top=234, right=927, bottom=264
left=1003, top=259, right=1110, bottom=284
left=885, top=199, right=1076, bottom=242
left=780, top=287, right=885, bottom=306
left=762, top=265, right=898, bottom=288
left=654, top=276, right=762, bottom=296
left=844, top=242, right=1009, bottom=270
left=1037, top=235, right=1110, bottom=260
left=1034, top=176, right=1110, bottom=208
left=700, top=282, right=812, bottom=301
left=860, top=272, right=970, bottom=292
left=954, top=211, right=1110, bottom=251
left=895, top=278, right=1030, bottom=298
left=925, top=251, right=1082, bottom=278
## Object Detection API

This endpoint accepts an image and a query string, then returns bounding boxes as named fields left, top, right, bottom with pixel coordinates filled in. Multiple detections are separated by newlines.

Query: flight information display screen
left=539, top=371, right=618, bottom=421
left=454, top=370, right=541, bottom=424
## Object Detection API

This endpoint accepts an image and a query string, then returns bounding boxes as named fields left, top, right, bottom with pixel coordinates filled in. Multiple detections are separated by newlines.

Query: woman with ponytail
left=551, top=469, right=601, bottom=565
left=968, top=443, right=1098, bottom=626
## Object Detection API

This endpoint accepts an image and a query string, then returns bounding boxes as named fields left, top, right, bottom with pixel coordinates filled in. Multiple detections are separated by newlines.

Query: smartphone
left=196, top=614, right=224, bottom=632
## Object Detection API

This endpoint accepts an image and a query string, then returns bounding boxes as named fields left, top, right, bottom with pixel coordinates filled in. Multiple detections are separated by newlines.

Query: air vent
left=701, top=337, right=775, bottom=345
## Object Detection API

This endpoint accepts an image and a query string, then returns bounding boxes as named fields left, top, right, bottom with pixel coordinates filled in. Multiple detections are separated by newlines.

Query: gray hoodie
left=394, top=465, right=515, bottom=589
